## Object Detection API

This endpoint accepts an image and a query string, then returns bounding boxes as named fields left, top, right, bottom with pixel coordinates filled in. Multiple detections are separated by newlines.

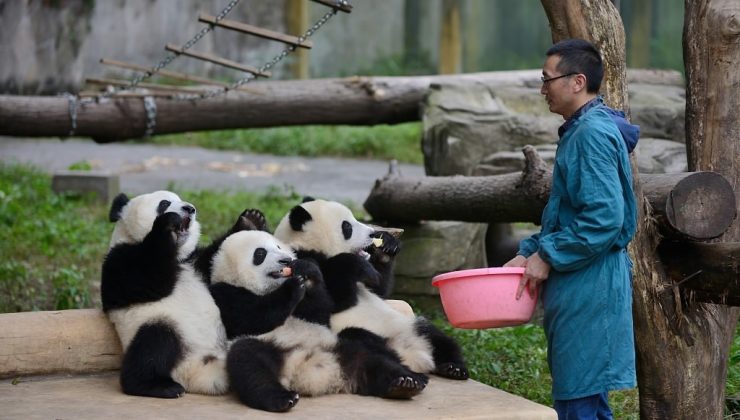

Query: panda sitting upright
left=273, top=198, right=469, bottom=380
left=101, top=191, right=228, bottom=398
left=205, top=219, right=428, bottom=412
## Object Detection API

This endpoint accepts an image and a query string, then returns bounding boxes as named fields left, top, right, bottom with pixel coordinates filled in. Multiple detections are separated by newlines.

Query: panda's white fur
left=212, top=231, right=346, bottom=396
left=104, top=191, right=228, bottom=396
left=273, top=199, right=435, bottom=373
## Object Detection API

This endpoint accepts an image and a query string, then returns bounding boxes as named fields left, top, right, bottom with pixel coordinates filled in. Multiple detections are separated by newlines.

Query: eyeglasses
left=541, top=73, right=577, bottom=84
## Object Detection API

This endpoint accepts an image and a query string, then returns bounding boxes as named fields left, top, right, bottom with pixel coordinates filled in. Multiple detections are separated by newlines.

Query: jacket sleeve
left=537, top=124, right=625, bottom=272
left=517, top=233, right=540, bottom=258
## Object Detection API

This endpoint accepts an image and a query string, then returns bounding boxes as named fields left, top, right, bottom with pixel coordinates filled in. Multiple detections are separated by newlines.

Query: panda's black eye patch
left=342, top=221, right=352, bottom=240
left=157, top=200, right=171, bottom=214
left=253, top=248, right=267, bottom=265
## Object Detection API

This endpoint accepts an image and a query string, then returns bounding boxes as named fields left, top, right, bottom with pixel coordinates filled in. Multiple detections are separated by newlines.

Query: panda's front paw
left=262, top=390, right=300, bottom=412
left=289, top=259, right=323, bottom=287
left=284, top=276, right=306, bottom=308
left=152, top=213, right=183, bottom=239
left=372, top=231, right=401, bottom=257
left=232, top=208, right=269, bottom=233
left=358, top=260, right=383, bottom=288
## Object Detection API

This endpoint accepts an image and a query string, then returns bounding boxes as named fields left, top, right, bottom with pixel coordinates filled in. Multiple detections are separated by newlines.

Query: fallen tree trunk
left=0, top=69, right=681, bottom=143
left=365, top=147, right=736, bottom=242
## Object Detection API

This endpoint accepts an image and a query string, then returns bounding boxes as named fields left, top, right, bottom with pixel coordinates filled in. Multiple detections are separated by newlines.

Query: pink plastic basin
left=432, top=267, right=536, bottom=329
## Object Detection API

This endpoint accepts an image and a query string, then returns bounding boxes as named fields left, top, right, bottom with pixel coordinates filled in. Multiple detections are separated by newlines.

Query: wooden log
left=659, top=241, right=740, bottom=306
left=0, top=309, right=122, bottom=378
left=0, top=70, right=683, bottom=142
left=364, top=147, right=736, bottom=241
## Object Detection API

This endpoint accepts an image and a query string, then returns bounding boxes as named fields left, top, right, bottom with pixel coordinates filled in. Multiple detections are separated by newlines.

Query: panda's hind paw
left=384, top=375, right=426, bottom=399
left=434, top=362, right=469, bottom=380
left=263, top=391, right=299, bottom=412
left=234, top=209, right=269, bottom=232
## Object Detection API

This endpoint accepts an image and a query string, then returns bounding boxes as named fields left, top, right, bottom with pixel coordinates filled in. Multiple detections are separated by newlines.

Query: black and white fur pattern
left=101, top=191, right=228, bottom=398
left=273, top=198, right=469, bottom=380
left=207, top=225, right=428, bottom=412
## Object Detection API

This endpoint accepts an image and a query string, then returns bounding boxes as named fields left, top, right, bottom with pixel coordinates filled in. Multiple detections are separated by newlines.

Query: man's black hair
left=546, top=39, right=603, bottom=94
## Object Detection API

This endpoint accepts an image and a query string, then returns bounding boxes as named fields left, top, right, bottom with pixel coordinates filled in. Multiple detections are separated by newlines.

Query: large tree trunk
left=541, top=1, right=739, bottom=418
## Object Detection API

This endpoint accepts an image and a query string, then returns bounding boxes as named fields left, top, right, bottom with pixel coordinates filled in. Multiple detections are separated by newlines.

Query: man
left=504, top=39, right=639, bottom=419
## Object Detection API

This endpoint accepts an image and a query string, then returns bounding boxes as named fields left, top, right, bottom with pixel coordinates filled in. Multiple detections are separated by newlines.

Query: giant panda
left=101, top=191, right=228, bottom=398
left=273, top=198, right=469, bottom=380
left=207, top=227, right=428, bottom=412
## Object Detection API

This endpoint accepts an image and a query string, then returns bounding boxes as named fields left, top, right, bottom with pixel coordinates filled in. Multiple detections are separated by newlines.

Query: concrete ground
left=0, top=136, right=425, bottom=206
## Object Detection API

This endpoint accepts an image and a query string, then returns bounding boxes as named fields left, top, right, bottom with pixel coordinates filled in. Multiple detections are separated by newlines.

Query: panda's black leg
left=228, top=337, right=299, bottom=412
left=120, top=322, right=185, bottom=398
left=415, top=319, right=469, bottom=380
left=337, top=328, right=427, bottom=399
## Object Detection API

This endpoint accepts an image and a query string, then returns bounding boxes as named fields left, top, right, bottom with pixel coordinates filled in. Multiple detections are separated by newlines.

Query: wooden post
left=627, top=0, right=652, bottom=67
left=286, top=0, right=309, bottom=79
left=439, top=0, right=462, bottom=74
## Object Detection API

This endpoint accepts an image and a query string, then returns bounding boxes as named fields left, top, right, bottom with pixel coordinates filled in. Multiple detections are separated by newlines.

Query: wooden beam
left=198, top=13, right=313, bottom=49
left=99, top=58, right=259, bottom=93
left=309, top=0, right=353, bottom=13
left=164, top=44, right=271, bottom=77
left=85, top=77, right=209, bottom=93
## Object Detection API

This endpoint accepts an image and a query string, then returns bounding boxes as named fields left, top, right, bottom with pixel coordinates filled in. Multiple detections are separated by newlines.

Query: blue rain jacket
left=518, top=100, right=638, bottom=400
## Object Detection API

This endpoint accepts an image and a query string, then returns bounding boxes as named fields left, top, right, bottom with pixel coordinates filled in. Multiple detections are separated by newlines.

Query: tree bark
left=540, top=1, right=740, bottom=418
left=0, top=69, right=681, bottom=142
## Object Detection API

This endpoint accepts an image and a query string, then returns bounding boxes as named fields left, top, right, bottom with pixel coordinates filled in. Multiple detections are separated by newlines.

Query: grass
left=1, top=162, right=738, bottom=418
left=140, top=123, right=424, bottom=165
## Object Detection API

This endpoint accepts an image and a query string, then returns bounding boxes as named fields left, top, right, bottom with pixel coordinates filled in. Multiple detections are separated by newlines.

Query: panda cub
left=101, top=191, right=228, bottom=398
left=207, top=223, right=428, bottom=412
left=273, top=198, right=469, bottom=380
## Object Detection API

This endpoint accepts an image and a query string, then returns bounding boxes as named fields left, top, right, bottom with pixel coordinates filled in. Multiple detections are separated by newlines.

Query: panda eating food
left=101, top=191, right=228, bottom=398
left=273, top=198, right=469, bottom=380
left=206, top=222, right=428, bottom=412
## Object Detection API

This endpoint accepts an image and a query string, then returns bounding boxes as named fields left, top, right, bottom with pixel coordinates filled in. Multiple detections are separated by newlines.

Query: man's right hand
left=503, top=255, right=527, bottom=268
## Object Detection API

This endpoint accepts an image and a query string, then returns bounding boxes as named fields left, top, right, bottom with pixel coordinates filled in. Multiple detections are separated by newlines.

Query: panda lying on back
left=273, top=198, right=469, bottom=380
left=201, top=214, right=428, bottom=412
left=101, top=191, right=228, bottom=398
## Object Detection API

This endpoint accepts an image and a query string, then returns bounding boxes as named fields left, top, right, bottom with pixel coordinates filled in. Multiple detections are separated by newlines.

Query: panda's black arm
left=209, top=280, right=304, bottom=338
left=189, top=230, right=231, bottom=284
left=366, top=231, right=400, bottom=298
left=317, top=253, right=382, bottom=313
left=101, top=219, right=181, bottom=311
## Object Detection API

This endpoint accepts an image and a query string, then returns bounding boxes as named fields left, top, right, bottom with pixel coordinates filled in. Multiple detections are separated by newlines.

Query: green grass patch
left=142, top=123, right=424, bottom=164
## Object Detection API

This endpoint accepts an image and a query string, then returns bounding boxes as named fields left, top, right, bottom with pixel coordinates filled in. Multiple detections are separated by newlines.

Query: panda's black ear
left=109, top=193, right=129, bottom=222
left=301, top=196, right=315, bottom=203
left=289, top=205, right=312, bottom=231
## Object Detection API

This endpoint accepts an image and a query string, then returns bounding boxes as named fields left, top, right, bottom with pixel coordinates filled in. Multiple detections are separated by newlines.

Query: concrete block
left=52, top=171, right=120, bottom=202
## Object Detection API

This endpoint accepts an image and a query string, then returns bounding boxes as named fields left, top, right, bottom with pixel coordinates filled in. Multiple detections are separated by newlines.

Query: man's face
left=540, top=55, right=574, bottom=118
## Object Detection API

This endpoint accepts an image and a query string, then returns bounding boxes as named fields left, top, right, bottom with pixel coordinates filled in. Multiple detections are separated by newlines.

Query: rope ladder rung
left=309, top=0, right=352, bottom=13
left=164, top=44, right=271, bottom=78
left=198, top=13, right=313, bottom=49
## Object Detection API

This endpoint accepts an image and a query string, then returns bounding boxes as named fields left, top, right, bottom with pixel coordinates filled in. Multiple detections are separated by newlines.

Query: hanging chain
left=175, top=1, right=348, bottom=101
left=102, top=0, right=241, bottom=100
left=143, top=96, right=157, bottom=137
left=64, top=0, right=350, bottom=136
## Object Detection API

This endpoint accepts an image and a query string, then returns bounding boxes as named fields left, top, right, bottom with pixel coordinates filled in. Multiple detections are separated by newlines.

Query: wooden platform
left=0, top=309, right=556, bottom=419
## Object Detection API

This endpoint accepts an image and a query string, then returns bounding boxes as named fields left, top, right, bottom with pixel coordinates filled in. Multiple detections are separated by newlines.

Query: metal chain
left=101, top=0, right=241, bottom=100
left=143, top=96, right=157, bottom=137
left=64, top=93, right=78, bottom=136
left=176, top=1, right=348, bottom=101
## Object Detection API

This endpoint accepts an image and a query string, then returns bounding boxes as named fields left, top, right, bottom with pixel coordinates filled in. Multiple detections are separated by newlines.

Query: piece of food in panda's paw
left=372, top=237, right=384, bottom=248
left=280, top=266, right=293, bottom=277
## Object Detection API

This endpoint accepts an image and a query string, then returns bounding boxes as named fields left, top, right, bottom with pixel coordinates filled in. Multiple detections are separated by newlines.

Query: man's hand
left=503, top=255, right=527, bottom=268
left=516, top=252, right=550, bottom=300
